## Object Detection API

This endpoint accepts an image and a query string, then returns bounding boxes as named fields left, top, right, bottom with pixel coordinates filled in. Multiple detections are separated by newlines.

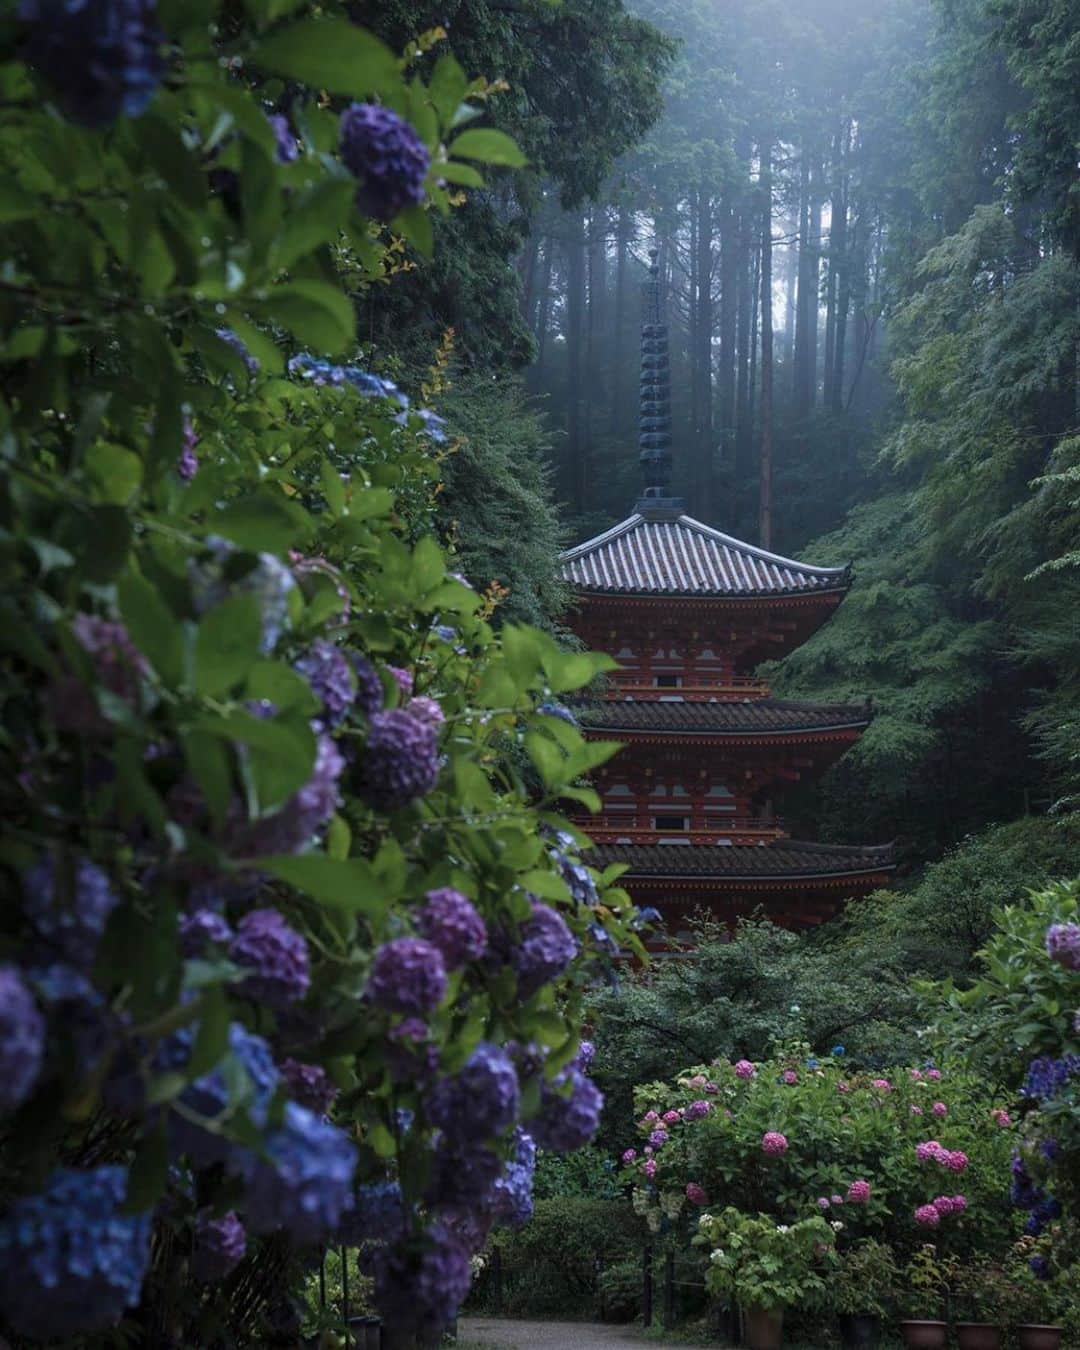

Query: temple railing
left=605, top=677, right=770, bottom=702
left=579, top=816, right=787, bottom=846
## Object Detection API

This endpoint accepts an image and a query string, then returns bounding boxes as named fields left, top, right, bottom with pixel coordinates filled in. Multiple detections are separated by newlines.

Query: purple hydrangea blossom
left=366, top=1222, right=472, bottom=1339
left=339, top=103, right=430, bottom=223
left=22, top=852, right=118, bottom=967
left=530, top=1067, right=603, bottom=1153
left=0, top=1166, right=152, bottom=1339
left=648, top=1128, right=668, bottom=1148
left=1046, top=922, right=1080, bottom=971
left=229, top=908, right=311, bottom=1007
left=407, top=695, right=445, bottom=727
left=388, top=665, right=414, bottom=696
left=387, top=1017, right=440, bottom=1082
left=48, top=613, right=149, bottom=734
left=512, top=901, right=578, bottom=998
left=537, top=701, right=578, bottom=725
left=1021, top=1055, right=1080, bottom=1102
left=232, top=1102, right=357, bottom=1244
left=281, top=1058, right=338, bottom=1116
left=19, top=0, right=165, bottom=128
left=0, top=966, right=45, bottom=1113
left=227, top=734, right=343, bottom=857
left=268, top=112, right=298, bottom=163
left=341, top=1180, right=406, bottom=1245
left=177, top=416, right=199, bottom=481
left=179, top=908, right=232, bottom=957
left=368, top=937, right=447, bottom=1016
left=426, top=1143, right=504, bottom=1212
left=359, top=708, right=440, bottom=809
left=27, top=963, right=112, bottom=1081
left=172, top=1023, right=279, bottom=1168
left=573, top=1040, right=596, bottom=1072
left=191, top=1210, right=247, bottom=1282
left=294, top=639, right=356, bottom=728
left=428, top=1042, right=520, bottom=1144
left=417, top=887, right=487, bottom=969
left=547, top=830, right=599, bottom=908
left=349, top=652, right=384, bottom=719
left=214, top=326, right=259, bottom=374
left=491, top=1130, right=536, bottom=1229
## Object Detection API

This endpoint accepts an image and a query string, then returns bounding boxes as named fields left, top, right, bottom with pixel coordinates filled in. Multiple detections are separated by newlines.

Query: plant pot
left=742, top=1302, right=784, bottom=1350
left=956, top=1324, right=1003, bottom=1350
left=898, top=1321, right=948, bottom=1349
left=1016, top=1327, right=1063, bottom=1350
left=838, top=1312, right=881, bottom=1348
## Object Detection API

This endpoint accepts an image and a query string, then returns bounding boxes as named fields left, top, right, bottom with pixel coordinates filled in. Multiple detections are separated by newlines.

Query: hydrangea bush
left=618, top=1051, right=1015, bottom=1259
left=933, top=880, right=1080, bottom=1266
left=0, top=7, right=636, bottom=1345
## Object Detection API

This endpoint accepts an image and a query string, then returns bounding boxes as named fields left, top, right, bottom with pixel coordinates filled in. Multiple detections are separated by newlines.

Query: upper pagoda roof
left=588, top=839, right=895, bottom=883
left=560, top=511, right=850, bottom=598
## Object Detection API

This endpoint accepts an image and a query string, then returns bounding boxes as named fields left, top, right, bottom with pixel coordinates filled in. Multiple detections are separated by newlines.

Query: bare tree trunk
left=758, top=137, right=774, bottom=551
left=566, top=213, right=587, bottom=514
left=611, top=205, right=631, bottom=437
left=520, top=233, right=540, bottom=333
left=792, top=146, right=811, bottom=411
left=717, top=193, right=738, bottom=502
left=694, top=186, right=714, bottom=520
left=534, top=236, right=554, bottom=376
left=735, top=200, right=754, bottom=507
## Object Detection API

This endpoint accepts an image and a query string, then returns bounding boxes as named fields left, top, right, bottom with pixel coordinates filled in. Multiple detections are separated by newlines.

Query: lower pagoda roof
left=576, top=698, right=872, bottom=738
left=589, top=839, right=895, bottom=884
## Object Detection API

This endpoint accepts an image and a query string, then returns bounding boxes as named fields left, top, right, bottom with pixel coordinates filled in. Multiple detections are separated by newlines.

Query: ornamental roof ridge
left=560, top=512, right=851, bottom=597
left=587, top=838, right=896, bottom=881
left=574, top=696, right=873, bottom=737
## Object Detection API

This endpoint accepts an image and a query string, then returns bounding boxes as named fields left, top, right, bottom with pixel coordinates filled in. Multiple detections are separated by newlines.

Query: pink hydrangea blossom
left=932, top=1101, right=947, bottom=1117
left=643, top=1146, right=653, bottom=1156
left=950, top=1194, right=968, bottom=1212
left=910, top=1105, right=923, bottom=1116
left=662, top=1110, right=680, bottom=1124
left=685, top=1182, right=708, bottom=1206
left=782, top=1070, right=798, bottom=1085
left=914, top=1204, right=941, bottom=1227
left=837, top=1081, right=850, bottom=1094
left=946, top=1150, right=968, bottom=1172
left=734, top=1059, right=756, bottom=1079
left=761, top=1131, right=788, bottom=1156
left=817, top=1197, right=831, bottom=1210
left=932, top=1195, right=955, bottom=1216
left=926, top=1068, right=942, bottom=1081
left=703, top=1081, right=719, bottom=1094
left=871, top=1078, right=892, bottom=1092
left=910, top=1068, right=923, bottom=1080
left=622, top=1149, right=637, bottom=1164
left=830, top=1194, right=844, bottom=1206
left=690, top=1074, right=707, bottom=1087
left=915, top=1141, right=939, bottom=1163
left=642, top=1110, right=659, bottom=1124
left=992, top=1108, right=1011, bottom=1127
left=642, top=1159, right=657, bottom=1179
left=847, top=1179, right=871, bottom=1204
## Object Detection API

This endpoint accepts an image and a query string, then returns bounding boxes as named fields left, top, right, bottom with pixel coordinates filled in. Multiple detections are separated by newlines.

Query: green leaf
left=193, top=592, right=264, bottom=696
left=186, top=988, right=231, bottom=1079
left=122, top=1124, right=170, bottom=1213
left=212, top=488, right=312, bottom=554
left=246, top=660, right=320, bottom=716
left=264, top=279, right=356, bottom=355
left=181, top=730, right=233, bottom=831
left=327, top=814, right=351, bottom=861
left=0, top=178, right=34, bottom=224
left=255, top=854, right=390, bottom=916
left=274, top=179, right=357, bottom=271
left=76, top=505, right=132, bottom=582
left=432, top=159, right=484, bottom=188
left=85, top=441, right=143, bottom=505
left=447, top=128, right=527, bottom=168
left=369, top=1122, right=397, bottom=1159
left=391, top=204, right=433, bottom=259
left=428, top=54, right=469, bottom=124
left=207, top=711, right=316, bottom=809
left=117, top=573, right=185, bottom=687
left=321, top=458, right=346, bottom=517
left=251, top=19, right=399, bottom=98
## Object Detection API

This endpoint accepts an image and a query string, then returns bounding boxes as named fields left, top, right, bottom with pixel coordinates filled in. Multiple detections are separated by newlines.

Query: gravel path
left=457, top=1319, right=712, bottom=1349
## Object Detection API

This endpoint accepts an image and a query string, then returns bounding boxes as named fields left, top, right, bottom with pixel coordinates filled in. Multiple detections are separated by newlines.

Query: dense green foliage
left=0, top=6, right=645, bottom=1345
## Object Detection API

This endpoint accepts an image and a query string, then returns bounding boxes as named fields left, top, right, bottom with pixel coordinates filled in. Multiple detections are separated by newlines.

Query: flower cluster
left=761, top=1130, right=789, bottom=1156
left=0, top=965, right=45, bottom=1113
left=295, top=639, right=357, bottom=728
left=22, top=851, right=118, bottom=967
left=339, top=102, right=430, bottom=222
left=914, top=1140, right=968, bottom=1171
left=20, top=0, right=166, bottom=128
left=359, top=708, right=440, bottom=809
left=0, top=1166, right=152, bottom=1339
left=368, top=937, right=448, bottom=1015
left=1020, top=1054, right=1080, bottom=1102
left=1045, top=921, right=1080, bottom=970
left=191, top=1211, right=247, bottom=1283
left=229, top=908, right=311, bottom=1007
left=510, top=900, right=578, bottom=998
left=418, top=888, right=487, bottom=968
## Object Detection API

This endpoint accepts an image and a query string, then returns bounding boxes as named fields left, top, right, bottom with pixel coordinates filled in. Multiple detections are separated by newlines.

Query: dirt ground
left=457, top=1318, right=715, bottom=1349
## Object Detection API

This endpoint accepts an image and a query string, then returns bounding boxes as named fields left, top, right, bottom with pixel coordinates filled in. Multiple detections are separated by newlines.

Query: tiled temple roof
left=576, top=698, right=872, bottom=736
left=589, top=839, right=895, bottom=881
left=560, top=513, right=850, bottom=597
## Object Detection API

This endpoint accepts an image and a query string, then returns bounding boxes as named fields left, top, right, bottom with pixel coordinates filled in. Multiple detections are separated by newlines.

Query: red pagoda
left=560, top=249, right=893, bottom=936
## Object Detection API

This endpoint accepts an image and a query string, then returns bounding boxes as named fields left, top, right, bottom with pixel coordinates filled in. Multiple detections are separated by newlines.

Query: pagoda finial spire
left=636, top=243, right=684, bottom=517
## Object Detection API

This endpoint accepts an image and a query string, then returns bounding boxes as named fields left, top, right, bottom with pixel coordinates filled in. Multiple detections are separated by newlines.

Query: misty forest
left=1, top=0, right=1079, bottom=1347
